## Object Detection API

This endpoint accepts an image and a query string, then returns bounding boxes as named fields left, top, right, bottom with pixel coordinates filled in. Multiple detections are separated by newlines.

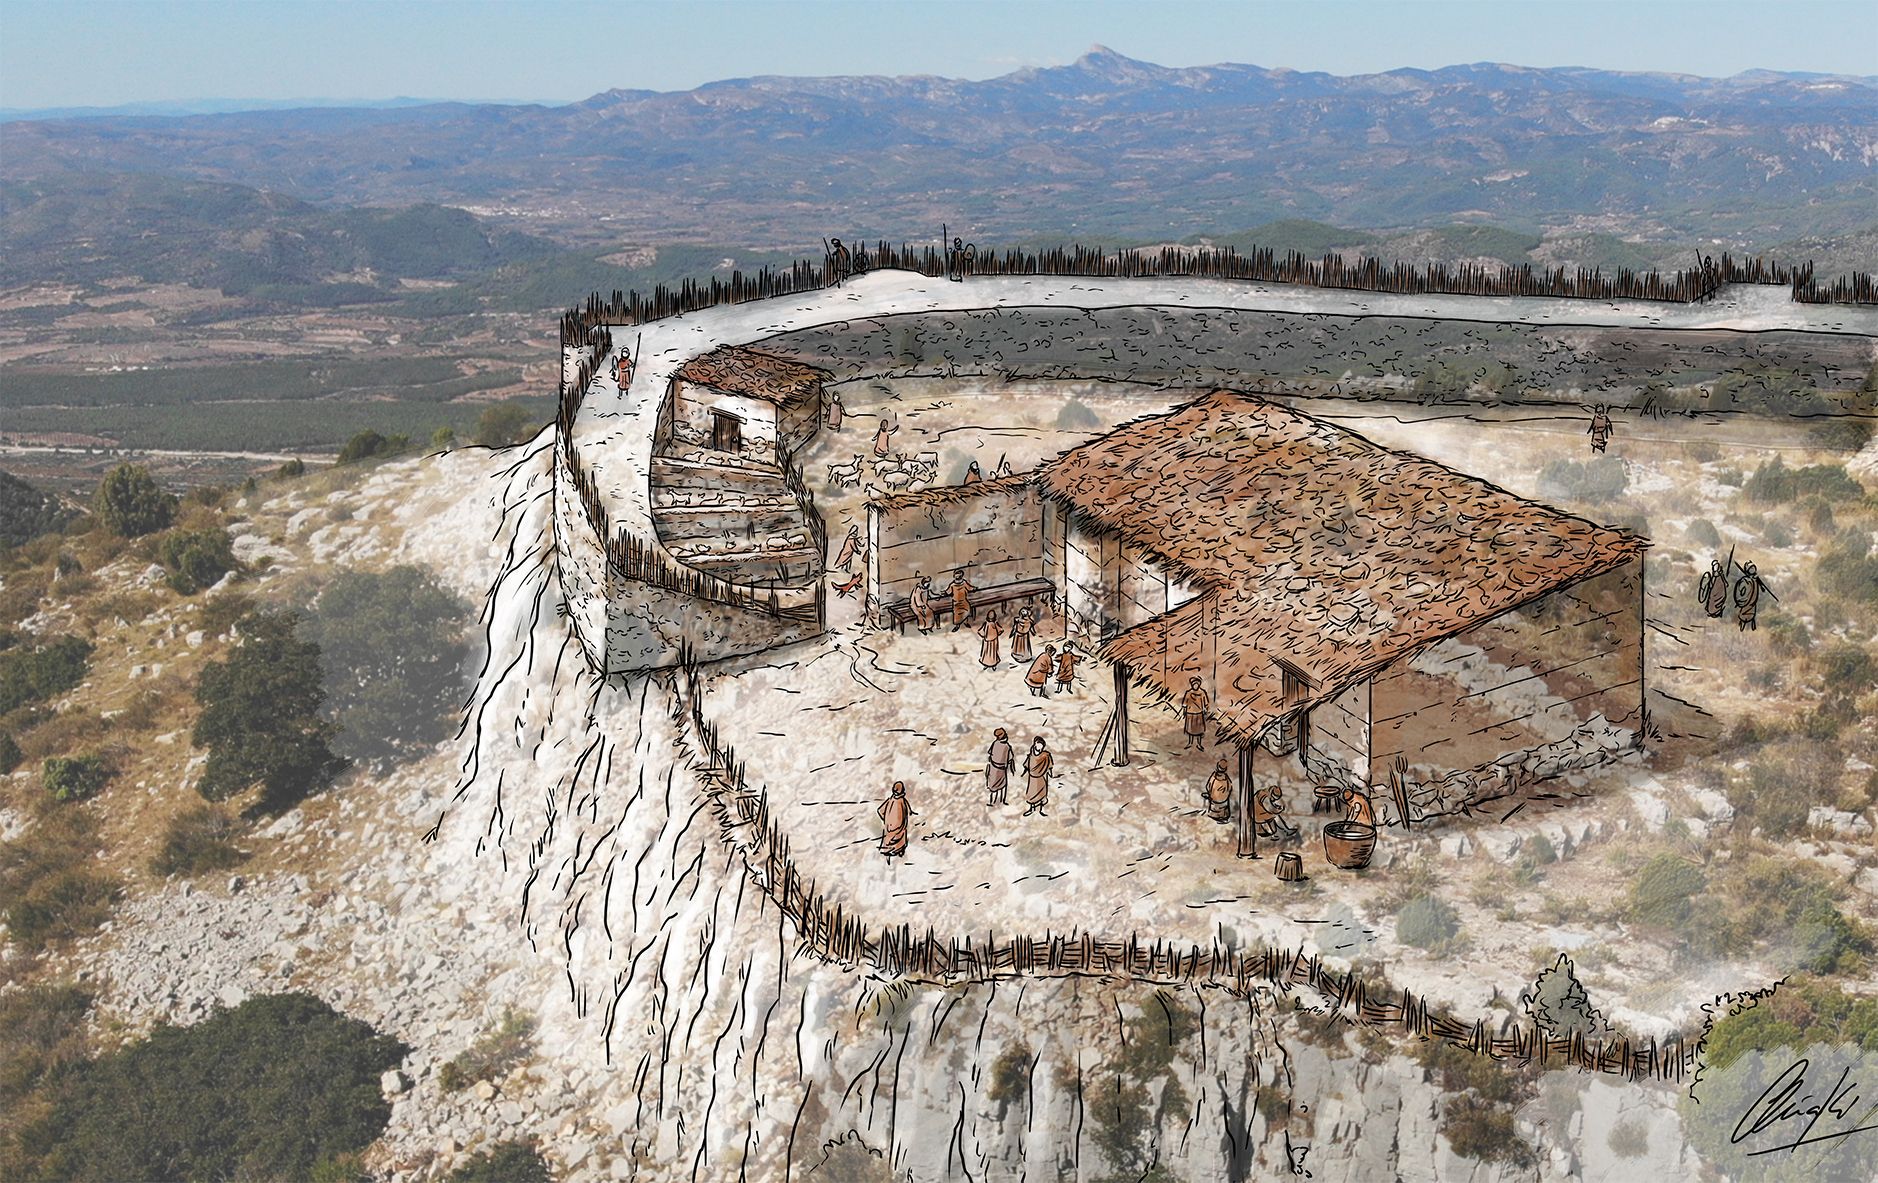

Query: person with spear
left=824, top=236, right=852, bottom=286
left=1734, top=559, right=1774, bottom=631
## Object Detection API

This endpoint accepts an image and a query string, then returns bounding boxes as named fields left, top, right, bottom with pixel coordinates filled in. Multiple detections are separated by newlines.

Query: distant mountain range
left=3, top=49, right=1874, bottom=262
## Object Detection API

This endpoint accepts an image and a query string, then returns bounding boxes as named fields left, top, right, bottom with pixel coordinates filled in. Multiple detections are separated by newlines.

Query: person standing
left=878, top=781, right=912, bottom=858
left=1010, top=604, right=1036, bottom=665
left=1053, top=645, right=1078, bottom=694
left=985, top=728, right=1013, bottom=806
left=615, top=350, right=633, bottom=388
left=947, top=571, right=975, bottom=632
left=977, top=614, right=1003, bottom=670
left=833, top=523, right=863, bottom=573
left=873, top=416, right=898, bottom=459
left=1026, top=645, right=1055, bottom=698
left=829, top=237, right=853, bottom=286
left=962, top=460, right=984, bottom=485
left=825, top=391, right=845, bottom=432
left=1588, top=405, right=1613, bottom=454
left=1734, top=561, right=1764, bottom=631
left=1698, top=557, right=1728, bottom=619
left=909, top=574, right=937, bottom=633
left=1022, top=737, right=1054, bottom=817
left=1181, top=676, right=1210, bottom=751
left=1202, top=759, right=1232, bottom=823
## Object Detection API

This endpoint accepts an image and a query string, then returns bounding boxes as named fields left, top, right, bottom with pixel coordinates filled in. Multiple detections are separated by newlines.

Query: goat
left=826, top=453, right=864, bottom=485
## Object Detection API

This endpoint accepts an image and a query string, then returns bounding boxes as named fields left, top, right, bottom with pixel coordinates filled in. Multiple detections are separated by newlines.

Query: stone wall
left=670, top=381, right=781, bottom=468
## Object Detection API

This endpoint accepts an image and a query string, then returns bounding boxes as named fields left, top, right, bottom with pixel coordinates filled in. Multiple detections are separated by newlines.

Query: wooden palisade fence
left=674, top=664, right=1699, bottom=1086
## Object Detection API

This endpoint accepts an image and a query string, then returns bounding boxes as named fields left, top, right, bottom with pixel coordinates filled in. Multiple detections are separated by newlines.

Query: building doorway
left=711, top=410, right=743, bottom=454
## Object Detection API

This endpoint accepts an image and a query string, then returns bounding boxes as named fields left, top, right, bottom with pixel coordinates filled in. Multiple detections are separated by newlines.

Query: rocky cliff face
left=64, top=442, right=1708, bottom=1179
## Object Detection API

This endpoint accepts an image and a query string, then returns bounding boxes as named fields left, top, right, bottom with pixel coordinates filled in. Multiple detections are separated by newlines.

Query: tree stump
left=1275, top=851, right=1307, bottom=882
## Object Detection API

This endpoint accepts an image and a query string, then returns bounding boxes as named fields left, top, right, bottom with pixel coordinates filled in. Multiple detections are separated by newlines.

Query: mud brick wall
left=671, top=382, right=781, bottom=467
left=1368, top=557, right=1643, bottom=784
left=868, top=484, right=1044, bottom=606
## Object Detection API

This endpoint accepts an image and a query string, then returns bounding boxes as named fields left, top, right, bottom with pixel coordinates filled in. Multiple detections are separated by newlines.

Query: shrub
left=0, top=731, right=21, bottom=773
left=90, top=464, right=175, bottom=538
left=302, top=566, right=470, bottom=766
left=1607, top=1116, right=1650, bottom=1158
left=474, top=402, right=536, bottom=447
left=0, top=806, right=117, bottom=950
left=43, top=753, right=112, bottom=802
left=1727, top=739, right=1837, bottom=839
left=1817, top=536, right=1878, bottom=605
left=197, top=589, right=256, bottom=638
left=985, top=1040, right=1033, bottom=1118
left=0, top=636, right=93, bottom=715
left=1685, top=518, right=1721, bottom=549
left=158, top=527, right=238, bottom=595
left=1743, top=457, right=1864, bottom=504
left=1523, top=953, right=1610, bottom=1040
left=18, top=993, right=408, bottom=1182
left=1055, top=398, right=1101, bottom=430
left=1629, top=853, right=1706, bottom=929
left=0, top=470, right=70, bottom=548
left=336, top=430, right=409, bottom=465
left=1395, top=894, right=1461, bottom=949
left=150, top=806, right=247, bottom=877
left=1440, top=1093, right=1534, bottom=1165
left=447, top=1142, right=553, bottom=1183
left=437, top=1008, right=536, bottom=1092
left=430, top=426, right=457, bottom=451
left=1537, top=455, right=1628, bottom=503
left=275, top=458, right=307, bottom=479
left=193, top=610, right=347, bottom=813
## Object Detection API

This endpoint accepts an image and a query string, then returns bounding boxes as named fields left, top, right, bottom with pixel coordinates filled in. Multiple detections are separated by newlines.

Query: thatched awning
left=673, top=346, right=826, bottom=406
left=867, top=472, right=1030, bottom=513
left=1038, top=391, right=1647, bottom=745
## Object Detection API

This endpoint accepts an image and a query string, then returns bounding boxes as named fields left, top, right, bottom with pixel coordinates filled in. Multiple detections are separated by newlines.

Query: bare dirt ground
left=709, top=378, right=1878, bottom=1036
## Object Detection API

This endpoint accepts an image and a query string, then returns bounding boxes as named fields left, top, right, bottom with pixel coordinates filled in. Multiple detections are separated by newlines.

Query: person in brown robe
left=909, top=575, right=937, bottom=632
left=947, top=572, right=974, bottom=631
left=985, top=728, right=1013, bottom=806
left=1202, top=760, right=1232, bottom=822
left=1022, top=738, right=1053, bottom=817
left=977, top=614, right=1002, bottom=670
left=1026, top=646, right=1055, bottom=698
left=1734, top=561, right=1763, bottom=631
left=962, top=460, right=984, bottom=484
left=1257, top=783, right=1300, bottom=844
left=833, top=523, right=862, bottom=573
left=1698, top=558, right=1728, bottom=618
left=825, top=392, right=845, bottom=431
left=1053, top=645, right=1078, bottom=694
left=1181, top=677, right=1209, bottom=750
left=1010, top=605, right=1035, bottom=664
left=615, top=351, right=633, bottom=388
left=878, top=781, right=911, bottom=857
left=1588, top=406, right=1613, bottom=454
left=873, top=416, right=898, bottom=459
left=1340, top=785, right=1375, bottom=828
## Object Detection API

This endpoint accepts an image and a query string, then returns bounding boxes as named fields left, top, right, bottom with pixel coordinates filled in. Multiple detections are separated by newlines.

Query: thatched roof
left=867, top=472, right=1031, bottom=513
left=1035, top=391, right=1647, bottom=745
left=673, top=346, right=826, bottom=405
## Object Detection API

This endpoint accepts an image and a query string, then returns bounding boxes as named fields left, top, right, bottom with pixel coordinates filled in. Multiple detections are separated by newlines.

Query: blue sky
left=3, top=0, right=1874, bottom=110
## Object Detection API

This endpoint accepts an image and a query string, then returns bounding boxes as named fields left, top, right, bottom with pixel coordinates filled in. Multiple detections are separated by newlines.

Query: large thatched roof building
left=1034, top=391, right=1647, bottom=750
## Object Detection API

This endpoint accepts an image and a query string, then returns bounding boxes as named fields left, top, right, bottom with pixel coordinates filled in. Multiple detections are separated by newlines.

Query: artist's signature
left=1731, top=1058, right=1878, bottom=1156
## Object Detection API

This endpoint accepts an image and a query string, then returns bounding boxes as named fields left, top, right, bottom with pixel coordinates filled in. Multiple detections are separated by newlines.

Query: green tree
left=1524, top=953, right=1610, bottom=1040
left=158, top=527, right=238, bottom=595
left=430, top=425, right=457, bottom=451
left=89, top=464, right=175, bottom=538
left=192, top=610, right=347, bottom=813
left=0, top=636, right=93, bottom=715
left=336, top=430, right=409, bottom=465
left=0, top=470, right=69, bottom=548
left=475, top=402, right=536, bottom=447
left=302, top=566, right=470, bottom=766
left=43, top=754, right=113, bottom=803
left=19, top=993, right=407, bottom=1183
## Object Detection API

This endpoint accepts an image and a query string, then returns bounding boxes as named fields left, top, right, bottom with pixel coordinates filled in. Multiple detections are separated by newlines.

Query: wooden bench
left=883, top=577, right=1055, bottom=634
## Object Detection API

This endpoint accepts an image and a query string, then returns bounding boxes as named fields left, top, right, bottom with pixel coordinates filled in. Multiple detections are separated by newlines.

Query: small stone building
left=663, top=346, right=826, bottom=469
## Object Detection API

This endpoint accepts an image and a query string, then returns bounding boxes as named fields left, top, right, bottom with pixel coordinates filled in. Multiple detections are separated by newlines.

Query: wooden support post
left=1110, top=663, right=1130, bottom=767
left=1236, top=741, right=1258, bottom=859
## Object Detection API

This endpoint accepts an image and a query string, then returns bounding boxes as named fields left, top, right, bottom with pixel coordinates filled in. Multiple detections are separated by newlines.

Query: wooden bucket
left=1323, top=821, right=1377, bottom=869
left=1274, top=851, right=1307, bottom=882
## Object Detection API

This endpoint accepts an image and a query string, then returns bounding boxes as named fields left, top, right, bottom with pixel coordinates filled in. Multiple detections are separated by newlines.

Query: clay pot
left=1323, top=821, right=1376, bottom=869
